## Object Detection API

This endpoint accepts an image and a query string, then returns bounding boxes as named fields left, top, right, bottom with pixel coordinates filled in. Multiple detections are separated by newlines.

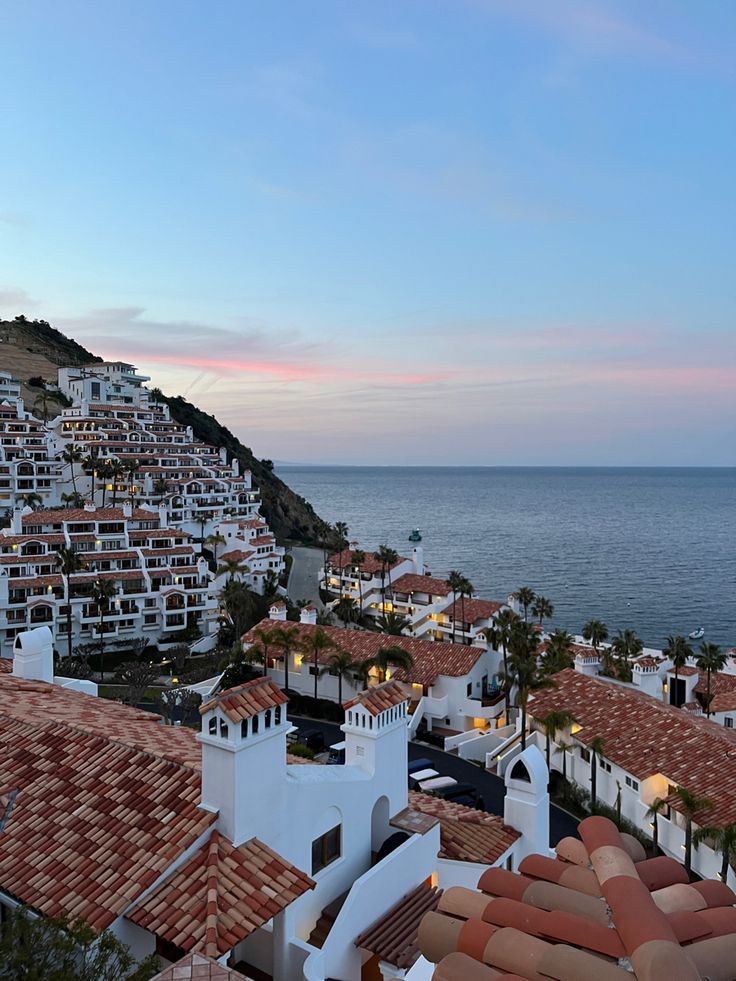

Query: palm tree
left=582, top=619, right=608, bottom=660
left=61, top=491, right=84, bottom=509
left=375, top=611, right=411, bottom=635
left=109, top=459, right=127, bottom=507
left=517, top=586, right=535, bottom=623
left=483, top=608, right=518, bottom=716
left=555, top=740, right=573, bottom=784
left=646, top=797, right=668, bottom=856
left=334, top=596, right=357, bottom=628
left=299, top=627, right=338, bottom=701
left=506, top=621, right=554, bottom=749
left=459, top=576, right=474, bottom=644
left=33, top=389, right=62, bottom=422
left=205, top=532, right=226, bottom=565
left=696, top=642, right=728, bottom=718
left=324, top=649, right=355, bottom=704
left=272, top=624, right=300, bottom=694
left=694, top=822, right=736, bottom=885
left=125, top=458, right=140, bottom=497
left=19, top=491, right=42, bottom=510
left=248, top=626, right=279, bottom=677
left=55, top=545, right=86, bottom=659
left=61, top=445, right=84, bottom=494
left=370, top=644, right=414, bottom=684
left=663, top=635, right=693, bottom=708
left=611, top=629, right=643, bottom=681
left=216, top=556, right=249, bottom=583
left=351, top=548, right=366, bottom=614
left=673, top=786, right=713, bottom=875
left=538, top=709, right=577, bottom=774
left=447, top=570, right=465, bottom=643
left=197, top=509, right=215, bottom=543
left=541, top=629, right=574, bottom=675
left=333, top=522, right=349, bottom=596
left=92, top=577, right=117, bottom=682
left=153, top=478, right=169, bottom=503
left=589, top=736, right=606, bottom=812
left=531, top=595, right=554, bottom=629
left=376, top=545, right=398, bottom=616
left=96, top=460, right=113, bottom=506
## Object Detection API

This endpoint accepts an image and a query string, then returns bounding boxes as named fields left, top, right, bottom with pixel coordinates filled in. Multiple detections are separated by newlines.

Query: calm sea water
left=277, top=467, right=736, bottom=649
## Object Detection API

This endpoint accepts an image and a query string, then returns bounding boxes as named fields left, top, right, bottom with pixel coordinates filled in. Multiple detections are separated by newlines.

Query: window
left=580, top=747, right=591, bottom=763
left=600, top=760, right=611, bottom=774
left=311, top=825, right=341, bottom=874
left=208, top=717, right=217, bottom=735
left=726, top=717, right=734, bottom=728
left=467, top=682, right=473, bottom=697
left=625, top=775, right=639, bottom=791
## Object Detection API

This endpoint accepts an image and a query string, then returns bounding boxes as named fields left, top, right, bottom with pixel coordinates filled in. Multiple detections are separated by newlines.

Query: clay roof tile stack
left=151, top=953, right=251, bottom=980
left=417, top=814, right=736, bottom=981
left=408, top=792, right=520, bottom=865
left=200, top=676, right=289, bottom=724
left=343, top=680, right=407, bottom=716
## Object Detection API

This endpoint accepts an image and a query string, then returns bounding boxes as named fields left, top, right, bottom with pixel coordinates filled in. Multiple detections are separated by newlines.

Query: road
left=287, top=546, right=325, bottom=608
left=290, top=717, right=579, bottom=847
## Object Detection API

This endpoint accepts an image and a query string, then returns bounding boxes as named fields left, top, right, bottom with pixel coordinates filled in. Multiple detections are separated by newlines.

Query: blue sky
left=1, top=1, right=734, bottom=464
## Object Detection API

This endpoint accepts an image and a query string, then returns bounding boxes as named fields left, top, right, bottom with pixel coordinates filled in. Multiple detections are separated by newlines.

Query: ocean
left=276, top=466, right=736, bottom=649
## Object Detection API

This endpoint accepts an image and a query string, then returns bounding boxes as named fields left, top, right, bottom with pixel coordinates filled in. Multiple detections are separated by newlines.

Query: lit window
left=311, top=825, right=341, bottom=874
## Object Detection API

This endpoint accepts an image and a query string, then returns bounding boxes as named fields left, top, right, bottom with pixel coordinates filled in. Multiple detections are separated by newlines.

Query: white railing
left=407, top=693, right=449, bottom=736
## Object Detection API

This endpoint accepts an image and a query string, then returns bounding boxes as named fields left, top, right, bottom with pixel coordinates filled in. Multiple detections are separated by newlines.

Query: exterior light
left=571, top=723, right=582, bottom=734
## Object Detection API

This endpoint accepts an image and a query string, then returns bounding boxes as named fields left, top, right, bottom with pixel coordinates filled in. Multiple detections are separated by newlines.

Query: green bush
left=289, top=743, right=315, bottom=759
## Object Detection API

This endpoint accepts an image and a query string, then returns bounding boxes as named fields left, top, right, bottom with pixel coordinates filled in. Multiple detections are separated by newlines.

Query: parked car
left=408, top=757, right=434, bottom=775
left=431, top=781, right=479, bottom=805
left=418, top=776, right=458, bottom=792
left=408, top=767, right=440, bottom=790
left=327, top=741, right=346, bottom=765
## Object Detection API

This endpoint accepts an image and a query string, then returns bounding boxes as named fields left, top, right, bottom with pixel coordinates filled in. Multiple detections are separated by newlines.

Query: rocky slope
left=0, top=316, right=330, bottom=545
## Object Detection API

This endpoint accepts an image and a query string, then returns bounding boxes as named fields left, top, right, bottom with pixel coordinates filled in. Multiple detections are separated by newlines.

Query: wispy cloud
left=0, top=287, right=38, bottom=309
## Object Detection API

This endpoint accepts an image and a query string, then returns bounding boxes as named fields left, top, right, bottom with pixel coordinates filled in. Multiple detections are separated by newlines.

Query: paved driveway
left=287, top=546, right=325, bottom=608
left=290, top=717, right=578, bottom=847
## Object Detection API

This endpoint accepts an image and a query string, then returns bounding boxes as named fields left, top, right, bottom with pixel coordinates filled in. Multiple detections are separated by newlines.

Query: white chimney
left=504, top=746, right=551, bottom=861
left=270, top=601, right=287, bottom=622
left=10, top=507, right=22, bottom=534
left=84, top=500, right=96, bottom=512
left=300, top=605, right=317, bottom=625
left=13, top=626, right=54, bottom=683
left=158, top=502, right=168, bottom=527
left=412, top=545, right=424, bottom=575
left=122, top=501, right=133, bottom=517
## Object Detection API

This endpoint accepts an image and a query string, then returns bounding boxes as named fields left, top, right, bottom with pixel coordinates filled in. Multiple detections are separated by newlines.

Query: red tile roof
left=0, top=714, right=214, bottom=931
left=152, top=953, right=251, bottom=981
left=356, top=883, right=442, bottom=969
left=392, top=574, right=453, bottom=597
left=22, top=507, right=159, bottom=523
left=243, top=619, right=485, bottom=686
left=443, top=598, right=505, bottom=623
left=127, top=830, right=313, bottom=957
left=344, top=680, right=407, bottom=716
left=328, top=549, right=408, bottom=575
left=200, top=676, right=289, bottom=724
left=529, top=669, right=736, bottom=827
left=408, top=791, right=520, bottom=865
left=0, top=659, right=12, bottom=674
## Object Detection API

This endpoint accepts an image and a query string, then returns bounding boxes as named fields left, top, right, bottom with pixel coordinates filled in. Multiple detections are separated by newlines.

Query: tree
left=168, top=642, right=190, bottom=678
left=582, top=619, right=608, bottom=659
left=517, top=586, right=535, bottom=623
left=61, top=490, right=84, bottom=509
left=696, top=642, right=728, bottom=718
left=376, top=545, right=399, bottom=614
left=61, top=445, right=84, bottom=494
left=108, top=459, right=127, bottom=507
left=220, top=580, right=259, bottom=644
left=375, top=611, right=410, bottom=635
left=55, top=545, right=86, bottom=659
left=96, top=460, right=113, bottom=506
left=505, top=620, right=553, bottom=749
left=217, top=556, right=250, bottom=583
left=555, top=740, right=573, bottom=784
left=126, top=458, right=140, bottom=498
left=0, top=905, right=159, bottom=980
left=333, top=521, right=350, bottom=595
left=299, top=627, right=338, bottom=701
left=33, top=388, right=63, bottom=423
left=273, top=624, right=301, bottom=694
left=447, top=570, right=465, bottom=643
left=538, top=709, right=577, bottom=773
left=20, top=491, right=42, bottom=509
left=694, top=822, right=736, bottom=885
left=114, top=661, right=159, bottom=706
left=156, top=686, right=201, bottom=725
left=205, top=531, right=226, bottom=565
left=92, top=577, right=117, bottom=681
left=370, top=644, right=414, bottom=684
left=334, top=596, right=358, bottom=628
left=324, top=649, right=355, bottom=704
left=482, top=607, right=518, bottom=717
left=674, top=786, right=713, bottom=875
left=541, top=629, right=574, bottom=675
left=663, top=634, right=693, bottom=708
left=589, top=736, right=606, bottom=812
left=351, top=547, right=366, bottom=614
left=247, top=626, right=280, bottom=676
left=610, top=629, right=643, bottom=681
left=646, top=797, right=668, bottom=855
left=531, top=595, right=554, bottom=628
left=197, top=508, right=215, bottom=542
left=153, top=477, right=170, bottom=502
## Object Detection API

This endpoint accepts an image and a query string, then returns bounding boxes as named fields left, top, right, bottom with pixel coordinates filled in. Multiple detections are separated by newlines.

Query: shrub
left=289, top=743, right=315, bottom=759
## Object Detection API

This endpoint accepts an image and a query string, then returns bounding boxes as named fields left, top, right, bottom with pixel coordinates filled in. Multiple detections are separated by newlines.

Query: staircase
left=307, top=890, right=350, bottom=949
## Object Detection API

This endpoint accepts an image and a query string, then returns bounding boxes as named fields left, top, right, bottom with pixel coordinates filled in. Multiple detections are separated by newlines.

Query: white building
left=57, top=361, right=152, bottom=406
left=0, top=371, right=21, bottom=403
left=0, top=400, right=62, bottom=516
left=0, top=625, right=549, bottom=981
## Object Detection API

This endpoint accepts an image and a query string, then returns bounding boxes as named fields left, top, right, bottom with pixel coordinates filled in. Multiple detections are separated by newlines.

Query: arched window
left=510, top=759, right=531, bottom=783
left=252, top=714, right=259, bottom=735
left=208, top=717, right=217, bottom=735
left=241, top=720, right=248, bottom=739
left=219, top=720, right=229, bottom=739
left=264, top=709, right=272, bottom=729
left=274, top=705, right=281, bottom=725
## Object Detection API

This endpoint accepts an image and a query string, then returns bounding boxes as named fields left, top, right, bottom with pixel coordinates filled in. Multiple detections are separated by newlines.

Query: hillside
left=0, top=316, right=330, bottom=545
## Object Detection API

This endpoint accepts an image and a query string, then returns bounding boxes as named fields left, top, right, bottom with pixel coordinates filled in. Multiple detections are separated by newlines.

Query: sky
left=1, top=1, right=734, bottom=466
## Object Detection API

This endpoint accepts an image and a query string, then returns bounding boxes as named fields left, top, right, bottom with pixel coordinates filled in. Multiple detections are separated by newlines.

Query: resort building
left=0, top=400, right=62, bottom=516
left=527, top=668, right=736, bottom=886
left=243, top=610, right=509, bottom=736
left=0, top=371, right=21, bottom=403
left=322, top=546, right=509, bottom=646
left=0, top=625, right=549, bottom=981
left=416, top=812, right=736, bottom=981
left=57, top=360, right=153, bottom=406
left=0, top=502, right=217, bottom=658
left=213, top=515, right=286, bottom=594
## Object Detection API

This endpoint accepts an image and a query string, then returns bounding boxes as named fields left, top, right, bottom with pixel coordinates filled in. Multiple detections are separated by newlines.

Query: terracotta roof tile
left=392, top=574, right=453, bottom=597
left=200, top=677, right=288, bottom=724
left=328, top=549, right=408, bottom=575
left=408, top=791, right=520, bottom=865
left=356, top=883, right=442, bottom=968
left=243, top=619, right=484, bottom=687
left=344, top=680, right=407, bottom=716
left=442, top=598, right=505, bottom=623
left=151, top=953, right=251, bottom=980
left=127, top=830, right=314, bottom=957
left=22, top=507, right=159, bottom=523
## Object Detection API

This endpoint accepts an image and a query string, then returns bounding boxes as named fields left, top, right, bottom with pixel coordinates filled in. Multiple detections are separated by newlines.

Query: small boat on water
left=689, top=626, right=705, bottom=640
left=408, top=528, right=422, bottom=542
